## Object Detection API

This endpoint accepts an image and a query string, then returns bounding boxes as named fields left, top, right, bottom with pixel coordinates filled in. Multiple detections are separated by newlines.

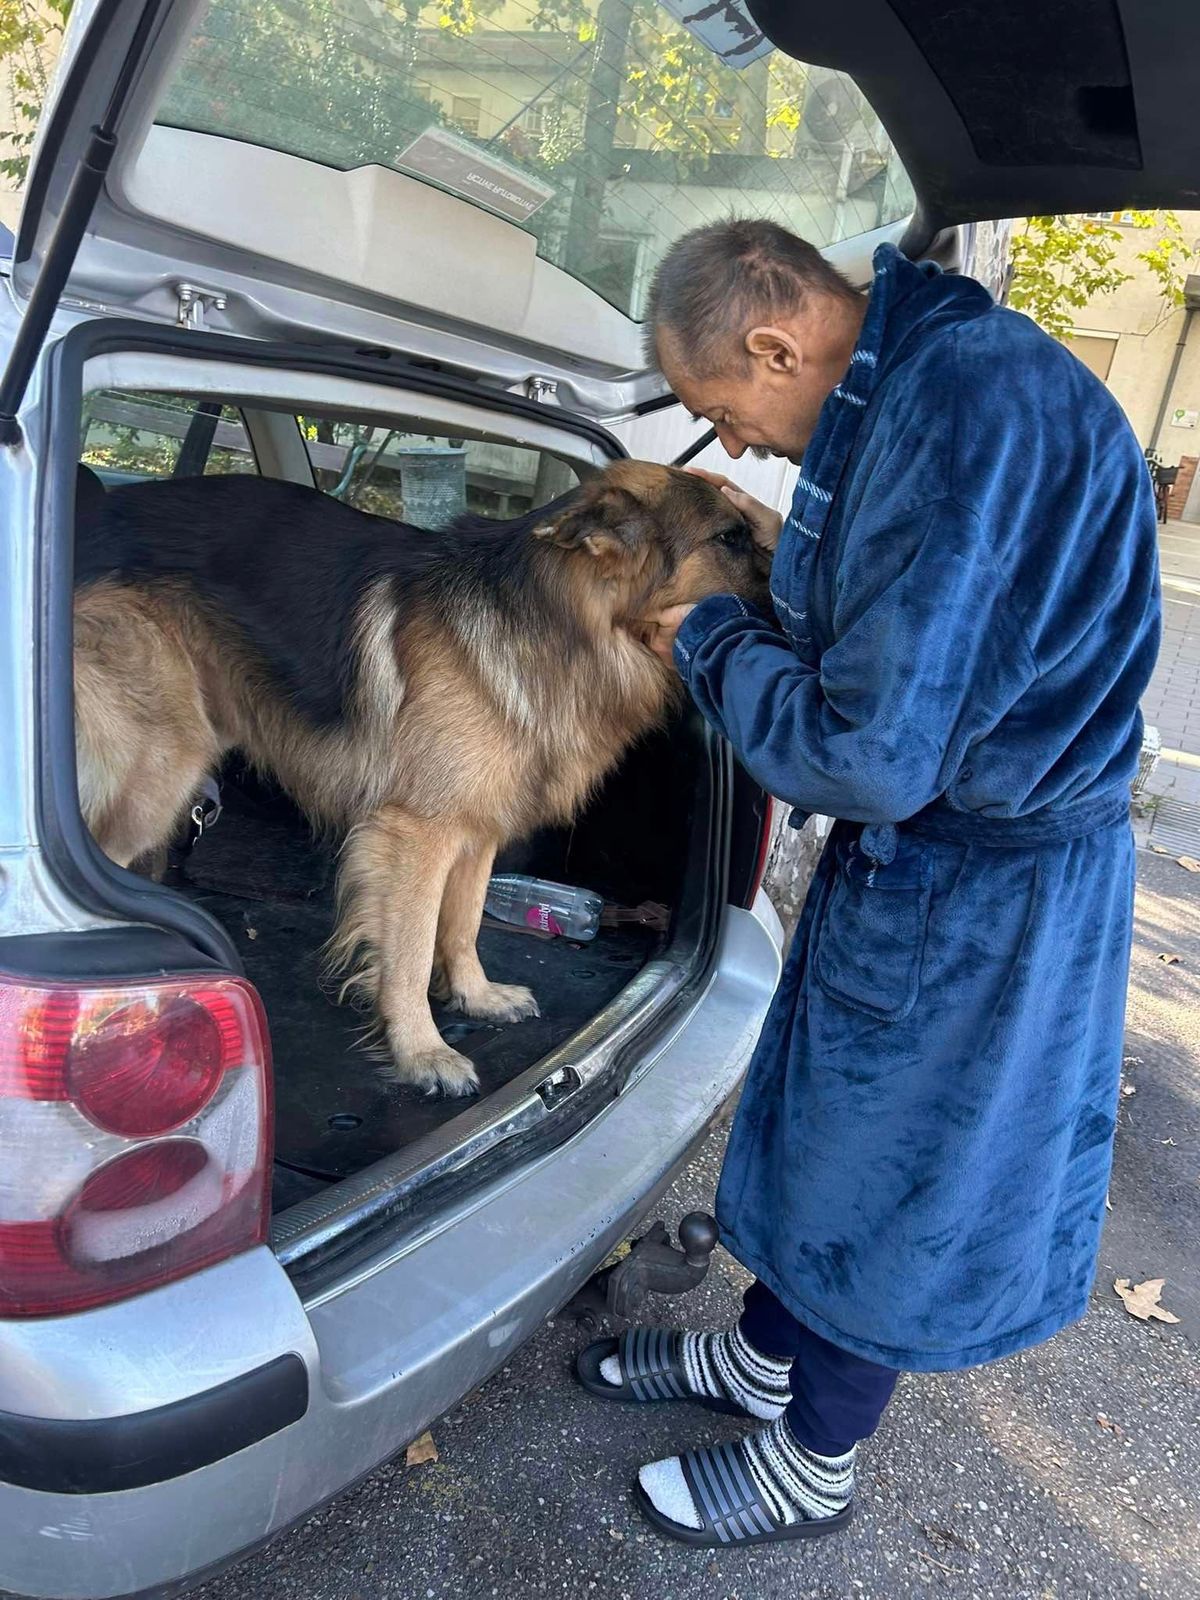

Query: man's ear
left=534, top=483, right=656, bottom=569
left=744, top=324, right=801, bottom=376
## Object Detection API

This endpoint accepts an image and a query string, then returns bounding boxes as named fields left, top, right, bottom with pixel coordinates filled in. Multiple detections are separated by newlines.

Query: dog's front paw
left=452, top=982, right=540, bottom=1025
left=384, top=1039, right=481, bottom=1098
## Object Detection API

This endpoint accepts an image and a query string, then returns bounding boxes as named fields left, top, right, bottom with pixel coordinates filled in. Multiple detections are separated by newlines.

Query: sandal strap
left=679, top=1441, right=781, bottom=1544
left=617, top=1328, right=689, bottom=1402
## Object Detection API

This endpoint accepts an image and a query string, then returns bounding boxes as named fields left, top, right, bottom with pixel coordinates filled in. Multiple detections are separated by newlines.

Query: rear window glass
left=157, top=0, right=913, bottom=321
left=295, top=417, right=579, bottom=523
left=80, top=391, right=258, bottom=484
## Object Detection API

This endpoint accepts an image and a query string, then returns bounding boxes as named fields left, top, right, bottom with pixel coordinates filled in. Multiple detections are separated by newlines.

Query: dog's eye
left=714, top=525, right=748, bottom=548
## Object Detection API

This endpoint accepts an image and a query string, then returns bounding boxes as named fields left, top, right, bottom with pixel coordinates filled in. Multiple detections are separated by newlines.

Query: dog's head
left=534, top=461, right=773, bottom=625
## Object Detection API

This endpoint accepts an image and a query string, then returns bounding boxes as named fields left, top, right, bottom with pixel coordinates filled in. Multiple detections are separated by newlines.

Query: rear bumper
left=0, top=1355, right=309, bottom=1496
left=0, top=898, right=781, bottom=1600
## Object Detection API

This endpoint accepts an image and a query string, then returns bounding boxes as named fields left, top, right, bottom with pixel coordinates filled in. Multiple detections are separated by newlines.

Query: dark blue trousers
left=739, top=1280, right=898, bottom=1456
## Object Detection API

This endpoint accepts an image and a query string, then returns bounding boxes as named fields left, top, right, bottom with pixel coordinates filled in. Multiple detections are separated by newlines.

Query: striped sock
left=600, top=1324, right=791, bottom=1419
left=681, top=1326, right=793, bottom=1420
left=745, top=1415, right=856, bottom=1523
left=638, top=1415, right=856, bottom=1533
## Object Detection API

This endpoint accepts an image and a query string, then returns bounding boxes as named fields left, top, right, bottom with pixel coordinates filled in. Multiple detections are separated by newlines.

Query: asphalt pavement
left=198, top=848, right=1200, bottom=1600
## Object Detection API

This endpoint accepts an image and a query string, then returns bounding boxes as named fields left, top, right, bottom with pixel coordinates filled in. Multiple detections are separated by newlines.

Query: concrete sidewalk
left=1142, top=520, right=1200, bottom=808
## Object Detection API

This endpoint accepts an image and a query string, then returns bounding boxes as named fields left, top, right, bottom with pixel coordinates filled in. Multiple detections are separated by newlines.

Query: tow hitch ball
left=568, top=1212, right=719, bottom=1330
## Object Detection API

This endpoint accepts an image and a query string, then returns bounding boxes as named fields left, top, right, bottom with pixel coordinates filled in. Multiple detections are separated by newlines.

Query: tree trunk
left=562, top=0, right=633, bottom=281
left=733, top=57, right=770, bottom=156
left=762, top=807, right=826, bottom=950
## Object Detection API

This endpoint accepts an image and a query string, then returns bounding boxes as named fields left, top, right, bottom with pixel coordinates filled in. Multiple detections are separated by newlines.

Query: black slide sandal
left=633, top=1442, right=855, bottom=1548
left=574, top=1328, right=748, bottom=1416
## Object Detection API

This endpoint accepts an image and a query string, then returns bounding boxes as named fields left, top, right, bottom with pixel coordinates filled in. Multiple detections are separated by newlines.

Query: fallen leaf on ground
left=1150, top=843, right=1171, bottom=854
left=405, top=1431, right=438, bottom=1465
left=1121, top=1083, right=1137, bottom=1097
left=1095, top=1414, right=1125, bottom=1438
left=1157, top=952, right=1181, bottom=965
left=915, top=1551, right=958, bottom=1576
left=1177, top=855, right=1200, bottom=873
left=1113, top=1278, right=1181, bottom=1324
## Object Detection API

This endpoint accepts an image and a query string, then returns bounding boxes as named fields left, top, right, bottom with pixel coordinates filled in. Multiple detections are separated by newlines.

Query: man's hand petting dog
left=636, top=603, right=696, bottom=668
left=684, top=467, right=783, bottom=556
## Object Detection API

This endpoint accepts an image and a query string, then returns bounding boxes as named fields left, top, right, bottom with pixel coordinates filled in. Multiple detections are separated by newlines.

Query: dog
left=73, top=461, right=772, bottom=1096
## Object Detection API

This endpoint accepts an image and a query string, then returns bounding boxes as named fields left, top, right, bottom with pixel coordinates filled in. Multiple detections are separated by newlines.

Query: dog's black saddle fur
left=75, top=474, right=574, bottom=729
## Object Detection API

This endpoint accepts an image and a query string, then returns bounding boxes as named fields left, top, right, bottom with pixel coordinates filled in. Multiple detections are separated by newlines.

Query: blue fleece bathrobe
left=674, top=245, right=1161, bottom=1372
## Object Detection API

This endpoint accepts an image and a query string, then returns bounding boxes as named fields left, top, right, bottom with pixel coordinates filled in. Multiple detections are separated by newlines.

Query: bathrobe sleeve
left=673, top=497, right=1039, bottom=824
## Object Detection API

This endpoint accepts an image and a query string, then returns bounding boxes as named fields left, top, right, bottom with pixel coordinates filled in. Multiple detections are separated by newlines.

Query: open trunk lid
left=11, top=0, right=920, bottom=421
left=10, top=0, right=1198, bottom=425
left=748, top=0, right=1200, bottom=234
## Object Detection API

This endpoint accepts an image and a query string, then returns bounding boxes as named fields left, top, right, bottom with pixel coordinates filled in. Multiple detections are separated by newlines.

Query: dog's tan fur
left=74, top=461, right=770, bottom=1096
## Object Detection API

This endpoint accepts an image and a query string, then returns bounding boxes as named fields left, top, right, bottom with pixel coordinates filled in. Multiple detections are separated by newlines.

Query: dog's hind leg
left=74, top=585, right=219, bottom=870
left=431, top=837, right=540, bottom=1024
left=331, top=806, right=480, bottom=1097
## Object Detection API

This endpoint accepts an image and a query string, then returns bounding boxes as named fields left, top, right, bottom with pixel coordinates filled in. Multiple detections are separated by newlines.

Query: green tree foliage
left=0, top=0, right=70, bottom=185
left=159, top=0, right=455, bottom=167
left=1009, top=212, right=1197, bottom=342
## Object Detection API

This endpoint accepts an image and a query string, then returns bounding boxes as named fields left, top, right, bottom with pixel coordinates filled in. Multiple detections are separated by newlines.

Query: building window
left=1067, top=332, right=1118, bottom=383
left=449, top=96, right=482, bottom=137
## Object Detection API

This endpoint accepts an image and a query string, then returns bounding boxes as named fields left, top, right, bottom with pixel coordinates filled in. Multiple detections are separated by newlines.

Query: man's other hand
left=684, top=467, right=784, bottom=555
left=635, top=603, right=696, bottom=668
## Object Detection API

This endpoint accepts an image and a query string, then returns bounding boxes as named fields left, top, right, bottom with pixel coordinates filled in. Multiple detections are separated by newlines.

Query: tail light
left=0, top=974, right=272, bottom=1318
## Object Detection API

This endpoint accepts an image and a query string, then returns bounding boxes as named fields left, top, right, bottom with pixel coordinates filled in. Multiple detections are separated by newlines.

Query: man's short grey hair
left=644, top=218, right=861, bottom=376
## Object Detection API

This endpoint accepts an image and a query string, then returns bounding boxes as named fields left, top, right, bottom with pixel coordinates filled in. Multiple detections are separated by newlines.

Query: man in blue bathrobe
left=573, top=220, right=1161, bottom=1548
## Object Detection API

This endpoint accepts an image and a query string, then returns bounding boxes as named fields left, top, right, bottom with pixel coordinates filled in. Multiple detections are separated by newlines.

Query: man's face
left=657, top=298, right=864, bottom=465
left=665, top=362, right=822, bottom=465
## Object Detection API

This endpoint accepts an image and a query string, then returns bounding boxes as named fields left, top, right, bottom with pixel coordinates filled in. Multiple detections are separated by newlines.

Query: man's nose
left=715, top=424, right=746, bottom=459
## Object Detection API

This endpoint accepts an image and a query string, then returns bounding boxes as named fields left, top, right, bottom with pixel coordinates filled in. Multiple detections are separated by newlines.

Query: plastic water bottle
left=484, top=874, right=603, bottom=941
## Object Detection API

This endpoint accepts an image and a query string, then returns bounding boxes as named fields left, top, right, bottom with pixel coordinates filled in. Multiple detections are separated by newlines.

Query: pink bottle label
left=525, top=903, right=563, bottom=936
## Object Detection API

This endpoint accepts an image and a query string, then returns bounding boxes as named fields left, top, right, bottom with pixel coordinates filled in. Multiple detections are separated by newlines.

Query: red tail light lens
left=71, top=1139, right=211, bottom=1216
left=67, top=994, right=226, bottom=1137
left=0, top=974, right=272, bottom=1318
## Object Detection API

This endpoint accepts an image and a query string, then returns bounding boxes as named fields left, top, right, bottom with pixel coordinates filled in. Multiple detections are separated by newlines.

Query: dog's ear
left=534, top=483, right=656, bottom=569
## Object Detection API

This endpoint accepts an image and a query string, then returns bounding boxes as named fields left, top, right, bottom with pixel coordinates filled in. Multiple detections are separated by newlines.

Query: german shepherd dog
left=74, top=462, right=771, bottom=1096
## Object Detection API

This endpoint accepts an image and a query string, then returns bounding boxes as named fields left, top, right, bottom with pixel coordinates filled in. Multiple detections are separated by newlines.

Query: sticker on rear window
left=397, top=127, right=555, bottom=224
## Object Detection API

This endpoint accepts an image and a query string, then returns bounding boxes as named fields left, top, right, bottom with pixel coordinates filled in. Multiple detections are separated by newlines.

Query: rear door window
left=80, top=391, right=258, bottom=485
left=295, top=418, right=579, bottom=524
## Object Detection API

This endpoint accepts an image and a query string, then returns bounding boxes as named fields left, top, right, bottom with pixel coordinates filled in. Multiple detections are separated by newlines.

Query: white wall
left=1060, top=210, right=1200, bottom=466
